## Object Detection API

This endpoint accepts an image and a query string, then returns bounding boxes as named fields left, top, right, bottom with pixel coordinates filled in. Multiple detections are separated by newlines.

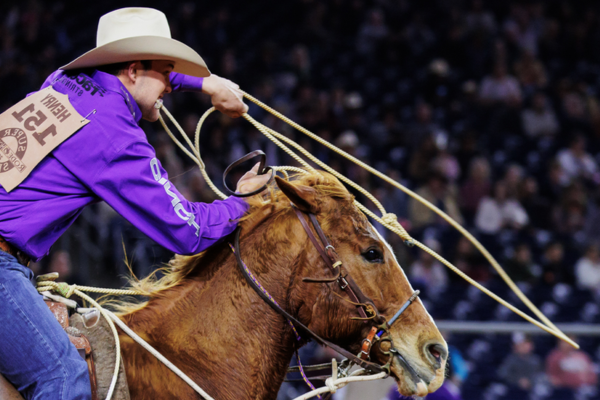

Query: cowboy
left=0, top=7, right=269, bottom=399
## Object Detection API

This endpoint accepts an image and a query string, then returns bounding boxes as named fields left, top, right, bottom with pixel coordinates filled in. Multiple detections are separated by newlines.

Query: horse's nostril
left=426, top=343, right=447, bottom=368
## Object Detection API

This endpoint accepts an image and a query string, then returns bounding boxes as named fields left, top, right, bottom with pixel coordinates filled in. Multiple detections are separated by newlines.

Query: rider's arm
left=169, top=73, right=248, bottom=118
left=93, top=140, right=248, bottom=255
left=53, top=103, right=248, bottom=255
left=169, top=72, right=204, bottom=92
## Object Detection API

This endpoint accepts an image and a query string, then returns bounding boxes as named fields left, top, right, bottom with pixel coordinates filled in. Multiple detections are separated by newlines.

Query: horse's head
left=268, top=172, right=447, bottom=397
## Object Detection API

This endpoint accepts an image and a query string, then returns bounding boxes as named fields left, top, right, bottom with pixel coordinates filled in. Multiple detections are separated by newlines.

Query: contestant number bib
left=0, top=87, right=89, bottom=192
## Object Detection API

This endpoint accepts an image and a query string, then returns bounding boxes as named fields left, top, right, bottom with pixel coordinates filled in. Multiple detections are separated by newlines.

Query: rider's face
left=131, top=60, right=174, bottom=122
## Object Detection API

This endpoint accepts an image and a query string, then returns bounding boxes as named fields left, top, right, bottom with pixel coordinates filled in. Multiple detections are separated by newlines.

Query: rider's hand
left=236, top=163, right=271, bottom=195
left=202, top=74, right=248, bottom=118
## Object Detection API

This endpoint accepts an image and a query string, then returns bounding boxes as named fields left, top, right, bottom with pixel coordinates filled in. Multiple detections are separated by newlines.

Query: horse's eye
left=362, top=248, right=383, bottom=263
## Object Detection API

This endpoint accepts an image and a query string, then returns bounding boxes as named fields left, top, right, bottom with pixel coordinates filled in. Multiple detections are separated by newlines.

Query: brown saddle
left=0, top=301, right=130, bottom=400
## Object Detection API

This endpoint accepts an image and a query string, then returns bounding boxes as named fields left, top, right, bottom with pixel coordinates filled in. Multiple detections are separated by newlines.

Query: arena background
left=1, top=0, right=600, bottom=399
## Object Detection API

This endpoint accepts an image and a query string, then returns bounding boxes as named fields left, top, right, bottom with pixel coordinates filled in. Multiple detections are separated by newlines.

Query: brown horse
left=115, top=171, right=447, bottom=399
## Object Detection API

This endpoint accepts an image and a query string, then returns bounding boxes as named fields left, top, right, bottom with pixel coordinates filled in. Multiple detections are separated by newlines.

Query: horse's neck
left=121, top=244, right=300, bottom=400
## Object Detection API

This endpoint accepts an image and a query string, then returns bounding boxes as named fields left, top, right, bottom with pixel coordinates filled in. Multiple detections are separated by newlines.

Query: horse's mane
left=110, top=169, right=352, bottom=316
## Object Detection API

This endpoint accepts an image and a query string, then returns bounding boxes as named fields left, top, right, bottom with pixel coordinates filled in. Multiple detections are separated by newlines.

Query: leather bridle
left=231, top=205, right=422, bottom=378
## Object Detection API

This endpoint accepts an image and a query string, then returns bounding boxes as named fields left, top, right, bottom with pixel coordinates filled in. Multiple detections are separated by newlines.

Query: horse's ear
left=275, top=176, right=320, bottom=214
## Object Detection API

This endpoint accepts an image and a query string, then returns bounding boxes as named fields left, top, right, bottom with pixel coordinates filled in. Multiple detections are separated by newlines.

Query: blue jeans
left=0, top=251, right=91, bottom=399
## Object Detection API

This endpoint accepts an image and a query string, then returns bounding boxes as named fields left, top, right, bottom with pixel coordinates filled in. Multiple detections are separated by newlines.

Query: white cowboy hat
left=61, top=7, right=210, bottom=77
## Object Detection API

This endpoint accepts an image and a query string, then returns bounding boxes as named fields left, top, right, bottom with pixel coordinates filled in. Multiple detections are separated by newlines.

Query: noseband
left=231, top=204, right=421, bottom=377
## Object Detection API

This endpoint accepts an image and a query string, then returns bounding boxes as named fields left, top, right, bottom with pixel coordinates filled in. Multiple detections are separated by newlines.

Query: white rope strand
left=104, top=310, right=215, bottom=400
left=292, top=370, right=387, bottom=400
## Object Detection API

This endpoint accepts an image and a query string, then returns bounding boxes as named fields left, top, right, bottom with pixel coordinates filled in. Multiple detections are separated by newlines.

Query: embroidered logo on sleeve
left=0, top=86, right=90, bottom=192
left=150, top=158, right=201, bottom=237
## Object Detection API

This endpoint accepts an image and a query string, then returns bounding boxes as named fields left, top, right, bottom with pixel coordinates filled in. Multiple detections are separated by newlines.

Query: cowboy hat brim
left=60, top=35, right=210, bottom=78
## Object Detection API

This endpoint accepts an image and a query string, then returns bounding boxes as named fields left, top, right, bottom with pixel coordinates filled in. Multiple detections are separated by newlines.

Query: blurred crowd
left=2, top=0, right=600, bottom=399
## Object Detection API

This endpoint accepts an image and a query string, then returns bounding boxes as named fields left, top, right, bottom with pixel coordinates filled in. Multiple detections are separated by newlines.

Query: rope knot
left=381, top=213, right=398, bottom=225
left=55, top=282, right=76, bottom=298
left=325, top=377, right=339, bottom=393
left=382, top=213, right=412, bottom=239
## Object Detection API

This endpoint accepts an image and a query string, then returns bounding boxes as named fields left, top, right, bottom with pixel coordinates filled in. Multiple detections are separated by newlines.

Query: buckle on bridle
left=339, top=277, right=349, bottom=290
left=359, top=326, right=378, bottom=361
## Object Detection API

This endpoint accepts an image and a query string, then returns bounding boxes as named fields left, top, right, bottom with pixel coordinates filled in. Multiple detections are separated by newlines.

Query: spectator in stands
left=479, top=62, right=522, bottom=105
left=504, top=244, right=537, bottom=283
left=356, top=9, right=389, bottom=55
left=562, top=82, right=593, bottom=127
left=539, top=161, right=565, bottom=204
left=421, top=59, right=457, bottom=109
left=453, top=236, right=490, bottom=283
left=431, top=134, right=461, bottom=184
left=514, top=50, right=547, bottom=94
left=409, top=238, right=448, bottom=294
left=408, top=134, right=439, bottom=184
left=541, top=242, right=572, bottom=286
left=552, top=182, right=587, bottom=237
left=460, top=157, right=491, bottom=224
left=556, top=135, right=598, bottom=186
left=575, top=244, right=600, bottom=294
left=405, top=102, right=441, bottom=151
left=503, top=164, right=525, bottom=199
left=289, top=44, right=311, bottom=84
left=454, top=133, right=481, bottom=181
left=370, top=110, right=401, bottom=156
left=521, top=91, right=560, bottom=138
left=464, top=0, right=497, bottom=34
left=584, top=188, right=600, bottom=245
left=404, top=12, right=436, bottom=59
left=519, top=176, right=551, bottom=230
left=379, top=169, right=410, bottom=223
left=475, top=181, right=529, bottom=235
left=498, top=333, right=543, bottom=391
left=546, top=336, right=597, bottom=390
left=503, top=3, right=541, bottom=55
left=410, top=171, right=463, bottom=231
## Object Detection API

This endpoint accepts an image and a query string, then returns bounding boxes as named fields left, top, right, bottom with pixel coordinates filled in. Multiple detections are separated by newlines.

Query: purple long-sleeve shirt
left=0, top=69, right=249, bottom=261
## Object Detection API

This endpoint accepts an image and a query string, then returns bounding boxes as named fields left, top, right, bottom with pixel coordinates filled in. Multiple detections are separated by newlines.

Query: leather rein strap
left=232, top=227, right=385, bottom=374
left=222, top=150, right=275, bottom=197
left=292, top=206, right=383, bottom=323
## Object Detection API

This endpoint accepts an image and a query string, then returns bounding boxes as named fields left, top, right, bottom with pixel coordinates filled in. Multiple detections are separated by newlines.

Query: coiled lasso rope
left=37, top=279, right=128, bottom=400
left=158, top=93, right=578, bottom=350
left=36, top=279, right=218, bottom=400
